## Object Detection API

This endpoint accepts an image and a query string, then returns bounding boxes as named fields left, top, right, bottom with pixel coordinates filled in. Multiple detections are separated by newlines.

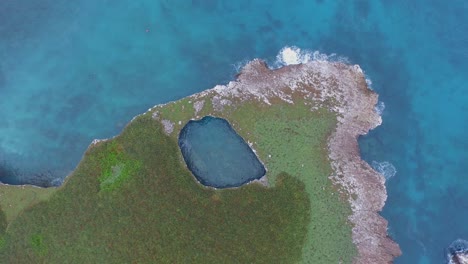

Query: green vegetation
left=93, top=141, right=142, bottom=192
left=0, top=115, right=310, bottom=263
left=233, top=104, right=357, bottom=263
left=29, top=234, right=47, bottom=256
left=0, top=185, right=56, bottom=224
left=0, top=210, right=7, bottom=250
left=160, top=98, right=357, bottom=263
left=0, top=92, right=356, bottom=263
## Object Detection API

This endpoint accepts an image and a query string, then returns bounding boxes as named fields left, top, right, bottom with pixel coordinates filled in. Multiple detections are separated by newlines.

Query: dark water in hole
left=178, top=116, right=265, bottom=188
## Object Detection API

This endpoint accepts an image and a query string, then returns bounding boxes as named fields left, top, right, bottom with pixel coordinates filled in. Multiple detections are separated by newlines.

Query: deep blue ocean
left=1, top=1, right=467, bottom=263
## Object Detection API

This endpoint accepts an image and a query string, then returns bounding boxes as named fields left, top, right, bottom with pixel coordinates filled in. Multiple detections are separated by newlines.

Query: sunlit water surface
left=1, top=1, right=467, bottom=262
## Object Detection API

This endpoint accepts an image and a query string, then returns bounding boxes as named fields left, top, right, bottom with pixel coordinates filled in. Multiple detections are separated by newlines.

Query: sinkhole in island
left=178, top=116, right=266, bottom=188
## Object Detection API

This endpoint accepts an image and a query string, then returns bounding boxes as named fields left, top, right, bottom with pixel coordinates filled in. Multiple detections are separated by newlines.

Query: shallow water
left=178, top=116, right=265, bottom=188
left=1, top=1, right=467, bottom=262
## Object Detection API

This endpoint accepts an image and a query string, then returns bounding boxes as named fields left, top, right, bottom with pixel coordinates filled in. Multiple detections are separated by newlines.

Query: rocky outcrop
left=448, top=239, right=468, bottom=264
left=450, top=253, right=468, bottom=264
left=199, top=59, right=401, bottom=263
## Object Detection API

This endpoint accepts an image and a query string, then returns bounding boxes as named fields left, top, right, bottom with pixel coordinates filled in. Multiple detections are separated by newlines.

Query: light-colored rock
left=161, top=119, right=174, bottom=135
left=143, top=59, right=401, bottom=263
left=193, top=100, right=205, bottom=115
left=208, top=59, right=401, bottom=263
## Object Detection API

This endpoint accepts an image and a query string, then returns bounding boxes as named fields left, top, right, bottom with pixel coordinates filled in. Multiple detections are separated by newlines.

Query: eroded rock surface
left=202, top=59, right=401, bottom=263
left=145, top=59, right=401, bottom=263
left=448, top=239, right=468, bottom=264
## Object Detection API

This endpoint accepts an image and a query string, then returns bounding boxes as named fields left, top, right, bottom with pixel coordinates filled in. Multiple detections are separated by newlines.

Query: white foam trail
left=371, top=161, right=396, bottom=181
left=232, top=59, right=250, bottom=74
left=274, top=46, right=349, bottom=68
left=375, top=101, right=385, bottom=116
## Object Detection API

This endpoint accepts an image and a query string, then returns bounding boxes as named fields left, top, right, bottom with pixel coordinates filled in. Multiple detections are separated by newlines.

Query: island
left=0, top=59, right=401, bottom=263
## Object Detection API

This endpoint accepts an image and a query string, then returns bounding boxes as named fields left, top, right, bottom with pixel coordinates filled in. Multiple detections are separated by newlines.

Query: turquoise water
left=178, top=116, right=265, bottom=188
left=1, top=1, right=467, bottom=262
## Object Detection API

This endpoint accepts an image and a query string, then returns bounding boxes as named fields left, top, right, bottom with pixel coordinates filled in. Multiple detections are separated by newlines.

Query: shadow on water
left=0, top=158, right=59, bottom=187
left=0, top=160, right=19, bottom=184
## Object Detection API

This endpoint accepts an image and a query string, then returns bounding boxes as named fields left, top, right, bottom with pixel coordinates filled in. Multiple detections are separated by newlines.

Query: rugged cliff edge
left=201, top=59, right=402, bottom=263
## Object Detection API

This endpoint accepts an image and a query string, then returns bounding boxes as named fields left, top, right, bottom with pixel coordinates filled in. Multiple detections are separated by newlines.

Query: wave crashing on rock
left=448, top=239, right=468, bottom=264
left=371, top=161, right=397, bottom=181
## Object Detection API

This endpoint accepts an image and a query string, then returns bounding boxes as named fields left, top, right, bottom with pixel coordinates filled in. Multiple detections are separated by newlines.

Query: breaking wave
left=232, top=46, right=352, bottom=74
left=447, top=239, right=468, bottom=264
left=375, top=101, right=385, bottom=116
left=365, top=77, right=374, bottom=90
left=371, top=161, right=396, bottom=181
left=274, top=46, right=349, bottom=67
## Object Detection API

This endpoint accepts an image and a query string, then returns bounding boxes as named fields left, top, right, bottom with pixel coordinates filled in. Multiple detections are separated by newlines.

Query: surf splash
left=232, top=46, right=351, bottom=75
left=375, top=101, right=386, bottom=116
left=274, top=46, right=348, bottom=67
left=447, top=239, right=468, bottom=264
left=365, top=77, right=373, bottom=90
left=371, top=161, right=397, bottom=181
left=276, top=46, right=313, bottom=65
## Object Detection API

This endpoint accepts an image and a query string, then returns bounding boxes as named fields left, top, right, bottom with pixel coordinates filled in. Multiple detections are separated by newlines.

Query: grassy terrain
left=156, top=97, right=357, bottom=263
left=0, top=93, right=356, bottom=263
left=0, top=114, right=310, bottom=263
left=230, top=104, right=357, bottom=263
left=0, top=185, right=56, bottom=224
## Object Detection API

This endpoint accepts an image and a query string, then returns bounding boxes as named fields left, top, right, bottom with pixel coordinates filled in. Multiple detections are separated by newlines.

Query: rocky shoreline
left=0, top=57, right=401, bottom=263
left=193, top=59, right=401, bottom=263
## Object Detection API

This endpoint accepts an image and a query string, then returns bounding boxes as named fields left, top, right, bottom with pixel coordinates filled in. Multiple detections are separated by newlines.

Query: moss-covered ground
left=0, top=94, right=356, bottom=263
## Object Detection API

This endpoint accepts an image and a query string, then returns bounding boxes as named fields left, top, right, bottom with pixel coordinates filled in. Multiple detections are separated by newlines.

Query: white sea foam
left=233, top=46, right=350, bottom=73
left=274, top=46, right=349, bottom=68
left=276, top=46, right=312, bottom=65
left=375, top=101, right=385, bottom=116
left=450, top=239, right=468, bottom=253
left=371, top=161, right=396, bottom=181
left=232, top=59, right=250, bottom=74
left=365, top=77, right=373, bottom=88
left=447, top=239, right=468, bottom=264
